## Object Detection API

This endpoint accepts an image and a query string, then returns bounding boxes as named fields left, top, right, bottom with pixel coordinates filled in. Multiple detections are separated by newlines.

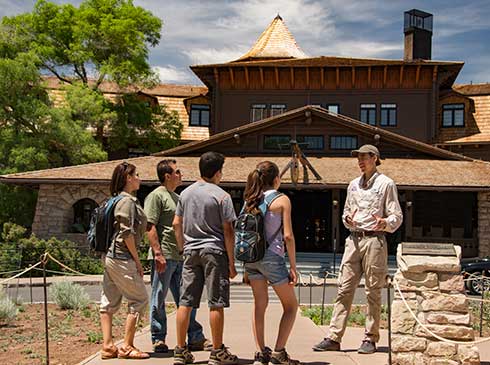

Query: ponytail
left=243, top=161, right=279, bottom=213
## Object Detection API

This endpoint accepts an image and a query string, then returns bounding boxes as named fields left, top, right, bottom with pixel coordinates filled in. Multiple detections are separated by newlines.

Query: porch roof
left=2, top=155, right=490, bottom=191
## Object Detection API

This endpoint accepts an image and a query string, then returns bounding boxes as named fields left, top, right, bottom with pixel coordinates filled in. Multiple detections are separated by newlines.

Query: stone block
left=458, top=345, right=480, bottom=364
left=425, top=312, right=471, bottom=326
left=392, top=335, right=427, bottom=352
left=425, top=341, right=457, bottom=357
left=439, top=273, right=465, bottom=293
left=429, top=360, right=458, bottom=365
left=414, top=324, right=474, bottom=340
left=420, top=292, right=468, bottom=313
left=394, top=291, right=418, bottom=300
left=392, top=299, right=417, bottom=334
left=393, top=352, right=429, bottom=365
left=397, top=245, right=461, bottom=273
left=394, top=271, right=439, bottom=291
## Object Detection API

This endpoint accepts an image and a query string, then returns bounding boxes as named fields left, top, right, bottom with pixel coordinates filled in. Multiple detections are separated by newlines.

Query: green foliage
left=1, top=0, right=162, bottom=87
left=87, top=330, right=103, bottom=343
left=302, top=305, right=388, bottom=327
left=0, top=295, right=18, bottom=323
left=49, top=281, right=90, bottom=310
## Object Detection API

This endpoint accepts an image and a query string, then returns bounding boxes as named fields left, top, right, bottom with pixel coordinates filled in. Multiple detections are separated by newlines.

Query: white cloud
left=184, top=47, right=247, bottom=65
left=153, top=65, right=193, bottom=84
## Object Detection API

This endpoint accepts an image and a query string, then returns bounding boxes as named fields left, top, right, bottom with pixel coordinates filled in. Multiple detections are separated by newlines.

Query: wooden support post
left=336, top=67, right=340, bottom=89
left=306, top=67, right=310, bottom=89
left=244, top=67, right=249, bottom=88
left=432, top=65, right=438, bottom=83
left=228, top=67, right=234, bottom=89
left=259, top=67, right=264, bottom=89
left=399, top=65, right=404, bottom=87
left=214, top=67, right=219, bottom=87
left=415, top=65, right=421, bottom=87
left=368, top=66, right=372, bottom=88
left=290, top=67, right=294, bottom=88
left=275, top=67, right=279, bottom=88
left=351, top=67, right=355, bottom=88
left=321, top=67, right=325, bottom=88
left=383, top=66, right=388, bottom=87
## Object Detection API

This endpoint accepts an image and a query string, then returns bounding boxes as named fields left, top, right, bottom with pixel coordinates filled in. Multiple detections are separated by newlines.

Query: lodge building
left=2, top=10, right=490, bottom=259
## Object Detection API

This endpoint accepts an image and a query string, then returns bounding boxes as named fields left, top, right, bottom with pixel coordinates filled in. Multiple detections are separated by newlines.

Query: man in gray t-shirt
left=175, top=180, right=236, bottom=252
left=173, top=152, right=239, bottom=365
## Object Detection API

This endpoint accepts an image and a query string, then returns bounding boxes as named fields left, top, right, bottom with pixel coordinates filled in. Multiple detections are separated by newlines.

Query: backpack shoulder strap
left=261, top=191, right=284, bottom=214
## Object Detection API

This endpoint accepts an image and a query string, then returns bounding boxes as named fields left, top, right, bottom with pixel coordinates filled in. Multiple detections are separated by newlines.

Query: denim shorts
left=244, top=249, right=289, bottom=286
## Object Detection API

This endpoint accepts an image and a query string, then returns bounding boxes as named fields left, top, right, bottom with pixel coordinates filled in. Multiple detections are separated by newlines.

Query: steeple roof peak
left=234, top=16, right=307, bottom=62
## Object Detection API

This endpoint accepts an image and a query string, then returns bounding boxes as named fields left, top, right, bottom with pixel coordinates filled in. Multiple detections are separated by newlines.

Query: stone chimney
left=404, top=9, right=433, bottom=61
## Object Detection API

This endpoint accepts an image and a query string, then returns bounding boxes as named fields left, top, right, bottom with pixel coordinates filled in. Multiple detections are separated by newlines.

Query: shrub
left=0, top=296, right=18, bottom=323
left=50, top=281, right=90, bottom=310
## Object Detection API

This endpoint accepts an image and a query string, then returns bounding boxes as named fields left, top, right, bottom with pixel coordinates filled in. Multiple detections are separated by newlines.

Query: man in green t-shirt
left=145, top=159, right=209, bottom=353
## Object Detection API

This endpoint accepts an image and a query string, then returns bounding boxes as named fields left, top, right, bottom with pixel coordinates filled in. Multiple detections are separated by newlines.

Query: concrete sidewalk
left=78, top=303, right=388, bottom=365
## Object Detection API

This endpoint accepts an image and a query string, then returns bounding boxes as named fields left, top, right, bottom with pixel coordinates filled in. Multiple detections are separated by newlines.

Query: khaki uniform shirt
left=107, top=191, right=147, bottom=260
left=342, top=171, right=403, bottom=233
left=144, top=186, right=181, bottom=261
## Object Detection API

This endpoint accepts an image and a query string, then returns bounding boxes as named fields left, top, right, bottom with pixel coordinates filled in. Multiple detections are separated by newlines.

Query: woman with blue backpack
left=241, top=161, right=300, bottom=365
left=99, top=162, right=150, bottom=360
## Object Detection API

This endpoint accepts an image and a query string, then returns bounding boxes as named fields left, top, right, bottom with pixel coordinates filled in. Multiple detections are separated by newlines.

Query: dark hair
left=199, top=152, right=225, bottom=179
left=156, top=159, right=177, bottom=183
left=244, top=161, right=279, bottom=213
left=110, top=162, right=136, bottom=196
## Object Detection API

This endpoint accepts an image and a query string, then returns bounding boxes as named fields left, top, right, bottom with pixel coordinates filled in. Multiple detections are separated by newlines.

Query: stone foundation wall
left=392, top=245, right=480, bottom=365
left=32, top=183, right=109, bottom=239
left=478, top=192, right=490, bottom=258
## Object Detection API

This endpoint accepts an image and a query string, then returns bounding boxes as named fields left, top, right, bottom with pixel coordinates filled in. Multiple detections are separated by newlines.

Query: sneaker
left=271, top=349, right=300, bottom=365
left=153, top=340, right=169, bottom=353
left=208, top=344, right=239, bottom=365
left=174, top=346, right=195, bottom=365
left=312, top=338, right=340, bottom=352
left=357, top=340, right=376, bottom=354
left=253, top=346, right=272, bottom=365
left=189, top=338, right=213, bottom=351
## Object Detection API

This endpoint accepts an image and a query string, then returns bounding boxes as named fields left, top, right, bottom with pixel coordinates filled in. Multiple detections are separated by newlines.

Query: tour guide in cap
left=313, top=144, right=402, bottom=354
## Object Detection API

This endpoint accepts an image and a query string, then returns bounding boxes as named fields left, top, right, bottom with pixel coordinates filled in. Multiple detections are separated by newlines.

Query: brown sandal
left=118, top=345, right=150, bottom=360
left=101, top=345, right=118, bottom=360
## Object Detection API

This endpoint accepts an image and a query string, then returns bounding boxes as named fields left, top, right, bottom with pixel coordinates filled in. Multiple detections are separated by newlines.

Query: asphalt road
left=4, top=283, right=394, bottom=306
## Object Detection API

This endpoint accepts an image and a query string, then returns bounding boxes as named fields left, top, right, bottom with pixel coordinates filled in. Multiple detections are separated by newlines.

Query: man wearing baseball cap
left=313, top=144, right=402, bottom=354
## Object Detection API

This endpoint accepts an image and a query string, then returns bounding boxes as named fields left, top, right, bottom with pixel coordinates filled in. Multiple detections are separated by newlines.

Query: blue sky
left=1, top=0, right=489, bottom=86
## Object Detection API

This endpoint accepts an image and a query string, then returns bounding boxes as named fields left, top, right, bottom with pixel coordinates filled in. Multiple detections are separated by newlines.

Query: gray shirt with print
left=175, top=181, right=237, bottom=252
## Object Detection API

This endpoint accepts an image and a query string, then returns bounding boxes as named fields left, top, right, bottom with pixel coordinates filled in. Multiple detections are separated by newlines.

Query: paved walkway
left=79, top=303, right=389, bottom=365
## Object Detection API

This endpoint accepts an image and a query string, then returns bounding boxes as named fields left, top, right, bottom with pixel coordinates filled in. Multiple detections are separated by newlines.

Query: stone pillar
left=391, top=244, right=480, bottom=365
left=478, top=192, right=490, bottom=258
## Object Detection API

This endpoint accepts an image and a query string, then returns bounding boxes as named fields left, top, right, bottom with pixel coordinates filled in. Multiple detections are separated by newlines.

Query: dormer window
left=442, top=104, right=464, bottom=127
left=190, top=104, right=210, bottom=126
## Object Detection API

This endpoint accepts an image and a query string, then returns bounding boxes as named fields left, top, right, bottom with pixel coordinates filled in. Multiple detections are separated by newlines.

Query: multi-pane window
left=264, top=135, right=291, bottom=150
left=190, top=104, right=210, bottom=126
left=442, top=104, right=465, bottom=127
left=326, top=104, right=340, bottom=114
left=330, top=136, right=358, bottom=150
left=251, top=104, right=267, bottom=122
left=270, top=104, right=287, bottom=117
left=380, top=104, right=397, bottom=127
left=360, top=104, right=376, bottom=125
left=297, top=135, right=324, bottom=150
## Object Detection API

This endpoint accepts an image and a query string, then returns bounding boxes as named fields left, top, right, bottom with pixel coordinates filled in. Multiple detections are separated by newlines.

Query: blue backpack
left=87, top=195, right=124, bottom=254
left=234, top=191, right=283, bottom=263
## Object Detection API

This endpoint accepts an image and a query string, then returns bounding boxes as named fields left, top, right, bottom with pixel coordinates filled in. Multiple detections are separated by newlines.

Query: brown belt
left=350, top=231, right=384, bottom=238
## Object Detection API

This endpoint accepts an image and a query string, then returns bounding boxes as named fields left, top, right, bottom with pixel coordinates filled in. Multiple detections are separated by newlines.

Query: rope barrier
left=0, top=261, right=43, bottom=285
left=44, top=252, right=89, bottom=276
left=393, top=278, right=490, bottom=345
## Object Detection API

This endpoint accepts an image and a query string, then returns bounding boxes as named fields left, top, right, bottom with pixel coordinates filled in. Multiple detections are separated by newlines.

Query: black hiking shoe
left=357, top=340, right=376, bottom=354
left=312, top=338, right=340, bottom=352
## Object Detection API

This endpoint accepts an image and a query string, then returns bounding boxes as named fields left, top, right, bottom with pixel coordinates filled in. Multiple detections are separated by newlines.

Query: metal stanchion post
left=42, top=255, right=50, bottom=365
left=387, top=276, right=392, bottom=365
left=480, top=283, right=485, bottom=338
left=309, top=272, right=312, bottom=309
left=320, top=271, right=327, bottom=326
left=29, top=268, right=33, bottom=304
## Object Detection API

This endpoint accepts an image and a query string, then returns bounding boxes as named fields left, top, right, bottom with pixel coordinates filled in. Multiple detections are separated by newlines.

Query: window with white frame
left=380, top=104, right=397, bottom=127
left=360, top=104, right=376, bottom=125
left=251, top=104, right=267, bottom=122
left=442, top=104, right=464, bottom=127
left=270, top=104, right=287, bottom=117
left=326, top=104, right=340, bottom=114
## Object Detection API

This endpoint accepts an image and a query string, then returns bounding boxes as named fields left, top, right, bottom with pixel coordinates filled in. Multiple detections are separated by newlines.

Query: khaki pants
left=328, top=234, right=388, bottom=343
